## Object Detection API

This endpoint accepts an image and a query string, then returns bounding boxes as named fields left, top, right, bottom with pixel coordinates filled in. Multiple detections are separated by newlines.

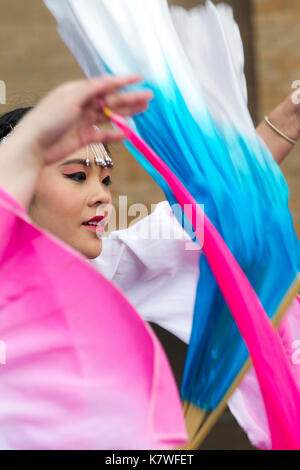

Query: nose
left=87, top=179, right=111, bottom=209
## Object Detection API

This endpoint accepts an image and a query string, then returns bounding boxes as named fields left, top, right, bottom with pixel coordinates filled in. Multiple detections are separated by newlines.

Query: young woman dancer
left=1, top=76, right=299, bottom=449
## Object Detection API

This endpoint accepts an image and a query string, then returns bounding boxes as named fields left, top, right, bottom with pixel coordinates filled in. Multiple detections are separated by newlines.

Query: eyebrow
left=58, top=158, right=113, bottom=171
left=58, top=159, right=89, bottom=167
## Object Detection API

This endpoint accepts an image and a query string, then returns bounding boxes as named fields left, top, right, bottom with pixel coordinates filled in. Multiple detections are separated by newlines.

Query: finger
left=89, top=128, right=126, bottom=144
left=45, top=128, right=126, bottom=164
left=73, top=74, right=144, bottom=106
left=88, top=93, right=151, bottom=123
left=107, top=101, right=150, bottom=118
left=104, top=89, right=153, bottom=111
left=91, top=74, right=143, bottom=95
left=80, top=124, right=126, bottom=144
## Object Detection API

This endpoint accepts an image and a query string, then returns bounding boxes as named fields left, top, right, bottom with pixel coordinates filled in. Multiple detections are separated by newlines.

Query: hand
left=291, top=86, right=300, bottom=137
left=272, top=90, right=300, bottom=142
left=11, top=74, right=153, bottom=166
left=0, top=74, right=153, bottom=209
left=256, top=89, right=300, bottom=164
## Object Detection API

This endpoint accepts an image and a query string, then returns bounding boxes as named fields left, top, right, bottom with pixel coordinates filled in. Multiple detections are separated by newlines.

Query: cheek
left=104, top=192, right=113, bottom=219
left=53, top=186, right=83, bottom=217
left=32, top=173, right=83, bottom=223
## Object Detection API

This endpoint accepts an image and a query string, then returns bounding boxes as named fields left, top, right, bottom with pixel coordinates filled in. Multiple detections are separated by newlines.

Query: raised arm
left=0, top=75, right=153, bottom=210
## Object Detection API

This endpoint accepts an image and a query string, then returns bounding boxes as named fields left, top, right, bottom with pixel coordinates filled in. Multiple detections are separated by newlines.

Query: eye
left=63, top=172, right=86, bottom=183
left=102, top=176, right=112, bottom=187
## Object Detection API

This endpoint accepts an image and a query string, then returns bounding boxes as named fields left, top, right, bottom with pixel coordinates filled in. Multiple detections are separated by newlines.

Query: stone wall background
left=0, top=0, right=165, bottom=221
left=253, top=0, right=300, bottom=234
left=0, top=0, right=299, bottom=450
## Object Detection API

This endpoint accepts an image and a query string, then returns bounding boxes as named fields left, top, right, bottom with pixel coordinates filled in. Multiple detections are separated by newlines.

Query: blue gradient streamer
left=121, top=74, right=300, bottom=409
left=45, top=0, right=300, bottom=411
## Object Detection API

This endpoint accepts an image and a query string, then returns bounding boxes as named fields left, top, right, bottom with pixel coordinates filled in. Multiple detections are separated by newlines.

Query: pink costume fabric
left=94, top=201, right=300, bottom=449
left=229, top=296, right=300, bottom=449
left=0, top=186, right=187, bottom=450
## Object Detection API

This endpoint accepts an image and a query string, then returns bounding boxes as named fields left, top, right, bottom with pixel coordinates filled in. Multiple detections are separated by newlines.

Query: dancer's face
left=29, top=146, right=112, bottom=259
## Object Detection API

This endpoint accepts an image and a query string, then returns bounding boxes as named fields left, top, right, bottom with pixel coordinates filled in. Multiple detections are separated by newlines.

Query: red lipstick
left=82, top=215, right=106, bottom=234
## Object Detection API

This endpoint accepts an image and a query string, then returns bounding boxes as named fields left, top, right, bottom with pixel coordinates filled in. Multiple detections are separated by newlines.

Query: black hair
left=0, top=107, right=33, bottom=140
left=0, top=107, right=111, bottom=156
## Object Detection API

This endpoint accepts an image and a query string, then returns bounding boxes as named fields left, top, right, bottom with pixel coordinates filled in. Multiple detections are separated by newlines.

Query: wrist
left=11, top=120, right=45, bottom=171
left=268, top=95, right=300, bottom=143
left=0, top=132, right=44, bottom=210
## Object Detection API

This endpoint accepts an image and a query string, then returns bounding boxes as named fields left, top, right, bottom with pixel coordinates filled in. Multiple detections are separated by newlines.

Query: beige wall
left=253, top=0, right=300, bottom=234
left=0, top=0, right=165, bottom=218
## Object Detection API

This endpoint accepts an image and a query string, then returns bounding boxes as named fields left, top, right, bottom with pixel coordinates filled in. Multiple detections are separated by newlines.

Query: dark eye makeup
left=102, top=176, right=112, bottom=187
left=63, top=172, right=87, bottom=183
left=63, top=172, right=112, bottom=186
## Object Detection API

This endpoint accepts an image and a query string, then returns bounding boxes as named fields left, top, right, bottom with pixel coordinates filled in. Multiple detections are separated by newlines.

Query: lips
left=82, top=215, right=105, bottom=226
left=82, top=215, right=107, bottom=236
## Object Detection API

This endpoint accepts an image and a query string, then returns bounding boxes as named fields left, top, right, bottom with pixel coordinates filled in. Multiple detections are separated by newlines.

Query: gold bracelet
left=264, top=115, right=297, bottom=145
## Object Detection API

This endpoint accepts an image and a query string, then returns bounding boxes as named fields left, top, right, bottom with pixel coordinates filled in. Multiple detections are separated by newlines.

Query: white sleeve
left=91, top=201, right=201, bottom=343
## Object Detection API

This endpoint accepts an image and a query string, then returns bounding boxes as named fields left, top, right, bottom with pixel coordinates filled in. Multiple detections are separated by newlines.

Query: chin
left=82, top=239, right=103, bottom=259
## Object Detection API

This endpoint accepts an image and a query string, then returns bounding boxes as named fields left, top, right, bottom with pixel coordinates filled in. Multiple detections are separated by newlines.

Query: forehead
left=58, top=144, right=112, bottom=169
left=61, top=147, right=86, bottom=163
